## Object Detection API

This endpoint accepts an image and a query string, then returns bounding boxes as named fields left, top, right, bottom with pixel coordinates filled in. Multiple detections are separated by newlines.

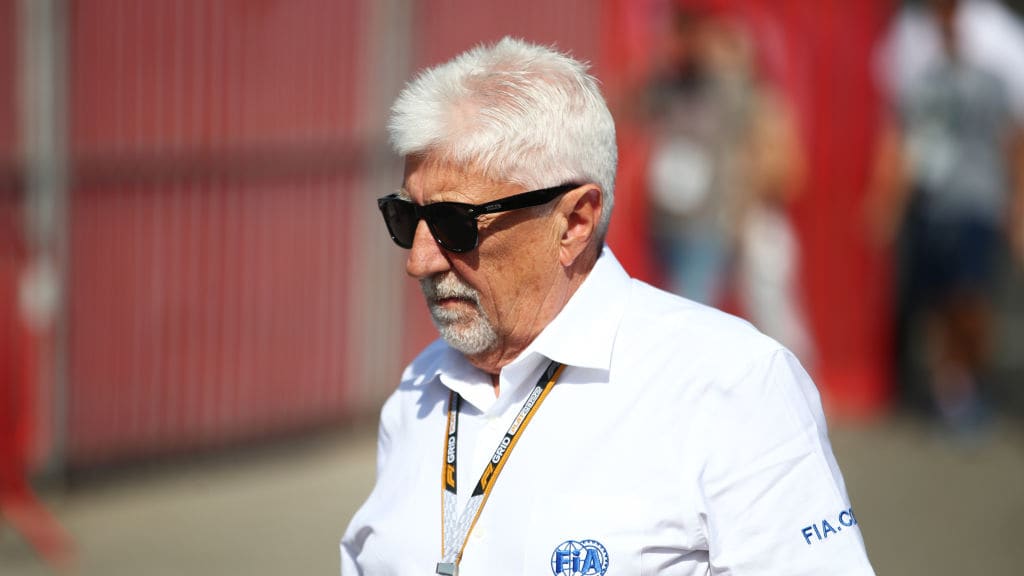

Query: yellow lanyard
left=436, top=360, right=565, bottom=576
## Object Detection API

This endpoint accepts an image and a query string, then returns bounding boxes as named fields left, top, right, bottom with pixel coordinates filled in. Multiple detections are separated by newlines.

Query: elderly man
left=341, top=38, right=875, bottom=576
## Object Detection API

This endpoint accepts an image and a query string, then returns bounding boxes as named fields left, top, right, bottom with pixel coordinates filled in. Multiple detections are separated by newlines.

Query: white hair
left=388, top=37, right=618, bottom=242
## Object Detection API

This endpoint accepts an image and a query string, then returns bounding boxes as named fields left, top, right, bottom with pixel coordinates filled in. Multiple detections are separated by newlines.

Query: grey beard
left=420, top=274, right=498, bottom=356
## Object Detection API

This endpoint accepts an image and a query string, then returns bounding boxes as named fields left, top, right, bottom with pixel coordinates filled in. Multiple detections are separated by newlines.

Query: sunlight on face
left=403, top=157, right=566, bottom=363
left=420, top=272, right=498, bottom=355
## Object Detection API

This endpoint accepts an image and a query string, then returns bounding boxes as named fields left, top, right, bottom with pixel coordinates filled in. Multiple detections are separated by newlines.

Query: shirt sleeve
left=699, top=349, right=875, bottom=575
left=340, top=392, right=399, bottom=576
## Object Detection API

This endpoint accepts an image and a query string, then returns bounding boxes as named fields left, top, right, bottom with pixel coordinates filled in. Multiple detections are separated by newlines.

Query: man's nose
left=406, top=220, right=449, bottom=279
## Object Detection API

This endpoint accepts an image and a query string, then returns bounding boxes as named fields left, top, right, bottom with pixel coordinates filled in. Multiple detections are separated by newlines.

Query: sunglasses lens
left=428, top=204, right=478, bottom=252
left=380, top=199, right=416, bottom=248
left=378, top=197, right=479, bottom=252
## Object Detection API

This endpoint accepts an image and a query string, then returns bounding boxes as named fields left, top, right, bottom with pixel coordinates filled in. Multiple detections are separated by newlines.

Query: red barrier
left=0, top=220, right=75, bottom=569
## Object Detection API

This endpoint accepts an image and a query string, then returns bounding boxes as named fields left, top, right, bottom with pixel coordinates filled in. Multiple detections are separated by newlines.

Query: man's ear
left=559, top=185, right=602, bottom=267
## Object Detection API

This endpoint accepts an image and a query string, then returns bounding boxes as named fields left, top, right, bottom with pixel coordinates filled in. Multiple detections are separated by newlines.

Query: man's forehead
left=401, top=157, right=508, bottom=202
left=402, top=154, right=480, bottom=184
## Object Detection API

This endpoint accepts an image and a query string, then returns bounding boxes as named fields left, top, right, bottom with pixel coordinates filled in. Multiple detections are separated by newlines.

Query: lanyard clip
left=436, top=561, right=459, bottom=575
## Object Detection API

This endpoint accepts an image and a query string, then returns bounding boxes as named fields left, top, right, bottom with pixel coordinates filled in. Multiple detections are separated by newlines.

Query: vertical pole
left=348, top=0, right=414, bottom=414
left=19, top=0, right=69, bottom=478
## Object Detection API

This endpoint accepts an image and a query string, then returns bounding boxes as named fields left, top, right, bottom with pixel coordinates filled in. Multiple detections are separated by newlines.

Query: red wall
left=66, top=0, right=368, bottom=466
left=783, top=0, right=893, bottom=418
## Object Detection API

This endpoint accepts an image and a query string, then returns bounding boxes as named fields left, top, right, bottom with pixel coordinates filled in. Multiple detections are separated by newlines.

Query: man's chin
left=435, top=322, right=498, bottom=357
left=429, top=308, right=475, bottom=327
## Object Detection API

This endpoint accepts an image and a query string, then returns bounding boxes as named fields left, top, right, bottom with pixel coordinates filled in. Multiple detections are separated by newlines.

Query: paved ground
left=2, top=414, right=1023, bottom=575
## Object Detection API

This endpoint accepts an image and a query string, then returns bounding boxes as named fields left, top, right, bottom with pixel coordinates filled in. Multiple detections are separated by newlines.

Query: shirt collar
left=519, top=245, right=629, bottom=372
left=422, top=246, right=631, bottom=410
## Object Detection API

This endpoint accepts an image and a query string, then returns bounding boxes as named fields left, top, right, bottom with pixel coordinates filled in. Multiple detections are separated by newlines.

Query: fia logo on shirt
left=801, top=507, right=858, bottom=545
left=550, top=539, right=609, bottom=576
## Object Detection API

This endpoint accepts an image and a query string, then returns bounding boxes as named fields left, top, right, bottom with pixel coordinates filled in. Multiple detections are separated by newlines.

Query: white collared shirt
left=341, top=247, right=875, bottom=575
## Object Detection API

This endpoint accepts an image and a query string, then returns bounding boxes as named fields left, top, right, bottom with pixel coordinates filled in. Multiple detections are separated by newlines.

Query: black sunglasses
left=376, top=183, right=579, bottom=253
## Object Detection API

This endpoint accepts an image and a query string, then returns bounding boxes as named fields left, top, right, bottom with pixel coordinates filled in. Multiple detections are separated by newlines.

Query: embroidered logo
left=550, top=539, right=609, bottom=576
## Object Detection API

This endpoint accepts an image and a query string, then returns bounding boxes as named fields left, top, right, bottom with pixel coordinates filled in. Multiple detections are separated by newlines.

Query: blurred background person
left=868, top=0, right=1024, bottom=433
left=0, top=190, right=72, bottom=570
left=641, top=0, right=814, bottom=364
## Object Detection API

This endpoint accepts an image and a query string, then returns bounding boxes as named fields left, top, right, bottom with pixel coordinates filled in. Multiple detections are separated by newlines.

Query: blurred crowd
left=636, top=0, right=814, bottom=366
left=635, top=0, right=1024, bottom=435
left=869, top=0, right=1024, bottom=434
